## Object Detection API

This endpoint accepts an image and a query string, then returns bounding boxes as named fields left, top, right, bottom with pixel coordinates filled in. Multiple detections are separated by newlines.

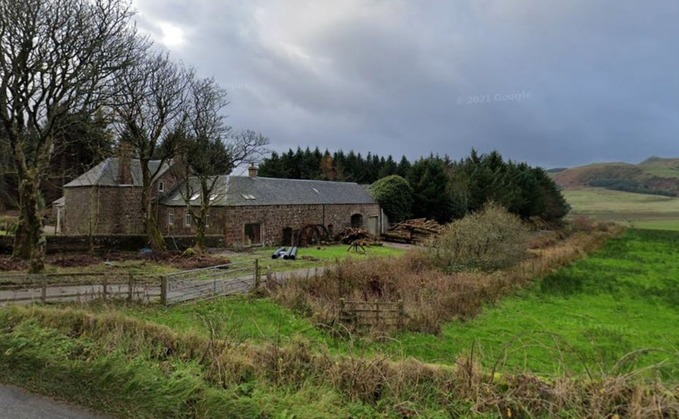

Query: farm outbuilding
left=57, top=154, right=381, bottom=246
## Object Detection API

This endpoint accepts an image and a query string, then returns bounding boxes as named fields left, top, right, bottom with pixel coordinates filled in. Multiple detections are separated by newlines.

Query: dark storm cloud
left=132, top=0, right=679, bottom=167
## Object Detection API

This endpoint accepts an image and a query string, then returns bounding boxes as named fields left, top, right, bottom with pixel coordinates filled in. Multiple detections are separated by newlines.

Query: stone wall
left=158, top=203, right=381, bottom=246
left=0, top=235, right=226, bottom=255
left=63, top=186, right=144, bottom=235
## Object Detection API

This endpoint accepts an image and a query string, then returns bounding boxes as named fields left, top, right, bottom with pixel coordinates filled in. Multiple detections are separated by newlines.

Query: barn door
left=244, top=223, right=261, bottom=245
left=367, top=216, right=379, bottom=235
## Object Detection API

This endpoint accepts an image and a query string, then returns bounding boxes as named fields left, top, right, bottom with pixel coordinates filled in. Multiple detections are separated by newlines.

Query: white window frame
left=184, top=211, right=192, bottom=227
left=168, top=210, right=174, bottom=226
left=158, top=180, right=165, bottom=192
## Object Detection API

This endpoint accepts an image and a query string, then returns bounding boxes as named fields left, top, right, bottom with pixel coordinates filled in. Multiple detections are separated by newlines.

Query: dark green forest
left=259, top=147, right=570, bottom=223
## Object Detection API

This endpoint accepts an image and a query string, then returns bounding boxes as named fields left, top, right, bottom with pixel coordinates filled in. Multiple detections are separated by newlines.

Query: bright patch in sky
left=157, top=21, right=186, bottom=48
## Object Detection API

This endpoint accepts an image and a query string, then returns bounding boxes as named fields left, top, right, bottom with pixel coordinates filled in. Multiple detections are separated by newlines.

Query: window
left=168, top=210, right=174, bottom=226
left=184, top=211, right=192, bottom=227
left=351, top=214, right=363, bottom=228
left=158, top=181, right=165, bottom=192
left=204, top=213, right=210, bottom=227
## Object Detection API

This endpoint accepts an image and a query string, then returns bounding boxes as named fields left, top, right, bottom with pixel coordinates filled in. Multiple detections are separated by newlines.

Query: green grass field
left=0, top=230, right=679, bottom=417
left=106, top=229, right=679, bottom=380
left=384, top=232, right=679, bottom=377
left=639, top=157, right=679, bottom=179
left=3, top=230, right=679, bottom=416
left=564, top=187, right=679, bottom=230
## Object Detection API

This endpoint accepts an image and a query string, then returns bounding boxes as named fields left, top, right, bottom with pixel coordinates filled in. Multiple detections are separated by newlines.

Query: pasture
left=2, top=229, right=679, bottom=417
left=564, top=187, right=679, bottom=230
left=105, top=229, right=679, bottom=379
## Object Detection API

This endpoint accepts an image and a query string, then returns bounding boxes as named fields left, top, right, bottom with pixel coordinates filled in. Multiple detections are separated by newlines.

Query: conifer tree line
left=258, top=147, right=570, bottom=223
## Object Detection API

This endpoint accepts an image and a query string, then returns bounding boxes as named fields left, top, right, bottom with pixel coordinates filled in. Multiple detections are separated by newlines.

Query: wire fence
left=0, top=260, right=262, bottom=306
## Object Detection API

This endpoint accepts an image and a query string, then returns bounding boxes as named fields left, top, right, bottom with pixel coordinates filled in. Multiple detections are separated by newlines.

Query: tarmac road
left=0, top=384, right=107, bottom=419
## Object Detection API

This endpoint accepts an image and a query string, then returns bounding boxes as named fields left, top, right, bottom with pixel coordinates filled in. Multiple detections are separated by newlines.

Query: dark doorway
left=282, top=227, right=293, bottom=246
left=351, top=214, right=363, bottom=228
left=244, top=223, right=261, bottom=245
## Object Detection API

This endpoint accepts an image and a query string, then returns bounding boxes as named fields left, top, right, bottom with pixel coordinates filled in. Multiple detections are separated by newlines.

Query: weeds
left=268, top=225, right=620, bottom=334
left=0, top=304, right=677, bottom=418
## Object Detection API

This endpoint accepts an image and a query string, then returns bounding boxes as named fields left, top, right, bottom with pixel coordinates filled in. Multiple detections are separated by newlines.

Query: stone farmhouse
left=56, top=153, right=382, bottom=246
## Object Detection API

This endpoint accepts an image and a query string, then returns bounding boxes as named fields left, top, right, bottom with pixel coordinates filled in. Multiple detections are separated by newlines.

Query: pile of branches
left=383, top=218, right=443, bottom=244
left=335, top=227, right=375, bottom=244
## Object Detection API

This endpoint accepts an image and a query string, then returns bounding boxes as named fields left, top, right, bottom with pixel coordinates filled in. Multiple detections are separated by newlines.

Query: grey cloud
left=131, top=0, right=679, bottom=167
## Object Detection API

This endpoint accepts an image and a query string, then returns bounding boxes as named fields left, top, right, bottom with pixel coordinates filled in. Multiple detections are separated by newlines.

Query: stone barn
left=58, top=154, right=382, bottom=245
left=59, top=154, right=177, bottom=235
left=158, top=167, right=382, bottom=246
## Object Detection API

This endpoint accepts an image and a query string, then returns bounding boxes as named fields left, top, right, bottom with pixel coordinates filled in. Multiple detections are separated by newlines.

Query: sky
left=130, top=0, right=679, bottom=169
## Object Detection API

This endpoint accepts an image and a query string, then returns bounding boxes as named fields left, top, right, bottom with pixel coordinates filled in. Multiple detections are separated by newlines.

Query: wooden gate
left=161, top=260, right=261, bottom=305
left=338, top=298, right=405, bottom=331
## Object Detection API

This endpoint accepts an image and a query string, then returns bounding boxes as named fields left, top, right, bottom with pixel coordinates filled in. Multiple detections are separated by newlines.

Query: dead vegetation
left=268, top=217, right=623, bottom=334
left=0, top=250, right=231, bottom=272
left=1, top=304, right=676, bottom=418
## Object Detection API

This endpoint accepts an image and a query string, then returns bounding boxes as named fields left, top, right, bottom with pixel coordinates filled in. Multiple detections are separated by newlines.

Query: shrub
left=427, top=203, right=530, bottom=272
left=369, top=175, right=413, bottom=223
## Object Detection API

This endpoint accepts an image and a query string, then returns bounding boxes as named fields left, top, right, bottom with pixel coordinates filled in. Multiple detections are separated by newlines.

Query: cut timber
left=385, top=218, right=443, bottom=244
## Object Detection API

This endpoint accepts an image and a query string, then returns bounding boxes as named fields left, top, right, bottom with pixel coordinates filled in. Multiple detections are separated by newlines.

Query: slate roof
left=161, top=176, right=377, bottom=207
left=64, top=158, right=169, bottom=187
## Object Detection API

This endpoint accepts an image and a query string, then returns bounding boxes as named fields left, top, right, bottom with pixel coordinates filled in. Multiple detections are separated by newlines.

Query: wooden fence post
left=254, top=259, right=260, bottom=290
left=398, top=300, right=405, bottom=330
left=127, top=273, right=133, bottom=302
left=339, top=298, right=345, bottom=321
left=102, top=276, right=108, bottom=300
left=40, top=276, right=47, bottom=303
left=160, top=276, right=167, bottom=306
left=375, top=300, right=379, bottom=325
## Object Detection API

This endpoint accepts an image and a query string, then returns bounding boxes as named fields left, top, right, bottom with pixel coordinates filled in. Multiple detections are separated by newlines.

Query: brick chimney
left=117, top=140, right=133, bottom=185
left=248, top=162, right=258, bottom=178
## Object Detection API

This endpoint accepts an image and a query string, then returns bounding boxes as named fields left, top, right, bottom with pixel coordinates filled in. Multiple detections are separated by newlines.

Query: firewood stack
left=335, top=227, right=373, bottom=244
left=383, top=218, right=443, bottom=244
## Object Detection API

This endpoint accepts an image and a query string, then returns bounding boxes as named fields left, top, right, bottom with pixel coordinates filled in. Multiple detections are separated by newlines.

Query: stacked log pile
left=383, top=218, right=443, bottom=244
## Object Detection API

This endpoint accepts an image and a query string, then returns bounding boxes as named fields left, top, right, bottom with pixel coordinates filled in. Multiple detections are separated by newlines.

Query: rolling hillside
left=557, top=157, right=679, bottom=230
left=554, top=156, right=679, bottom=196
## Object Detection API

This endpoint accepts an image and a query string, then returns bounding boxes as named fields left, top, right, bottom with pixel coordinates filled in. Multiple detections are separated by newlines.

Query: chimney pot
left=248, top=162, right=258, bottom=178
left=118, top=141, right=133, bottom=184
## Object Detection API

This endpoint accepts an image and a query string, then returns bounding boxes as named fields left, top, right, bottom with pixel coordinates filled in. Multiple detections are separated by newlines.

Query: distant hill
left=553, top=157, right=679, bottom=197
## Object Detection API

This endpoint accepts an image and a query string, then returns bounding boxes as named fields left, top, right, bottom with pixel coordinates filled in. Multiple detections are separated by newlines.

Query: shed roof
left=64, top=158, right=169, bottom=187
left=161, top=176, right=377, bottom=207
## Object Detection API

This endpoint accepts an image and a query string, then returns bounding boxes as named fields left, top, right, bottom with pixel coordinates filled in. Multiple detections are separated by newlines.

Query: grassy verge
left=0, top=306, right=378, bottom=418
left=6, top=229, right=679, bottom=416
left=2, top=304, right=678, bottom=418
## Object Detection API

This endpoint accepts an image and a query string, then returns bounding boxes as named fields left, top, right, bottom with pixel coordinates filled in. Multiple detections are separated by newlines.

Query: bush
left=369, top=175, right=414, bottom=223
left=427, top=203, right=530, bottom=272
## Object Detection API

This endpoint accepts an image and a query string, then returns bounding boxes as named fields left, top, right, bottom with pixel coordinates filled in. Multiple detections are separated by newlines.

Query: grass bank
left=1, top=304, right=677, bottom=418
left=378, top=229, right=679, bottom=378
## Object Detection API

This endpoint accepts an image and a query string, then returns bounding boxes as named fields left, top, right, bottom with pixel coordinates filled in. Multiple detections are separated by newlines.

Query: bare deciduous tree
left=0, top=0, right=146, bottom=272
left=112, top=51, right=191, bottom=251
left=177, top=77, right=269, bottom=250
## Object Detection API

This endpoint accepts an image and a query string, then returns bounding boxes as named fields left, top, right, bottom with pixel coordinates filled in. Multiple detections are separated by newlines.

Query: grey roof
left=64, top=158, right=169, bottom=187
left=161, top=176, right=377, bottom=207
